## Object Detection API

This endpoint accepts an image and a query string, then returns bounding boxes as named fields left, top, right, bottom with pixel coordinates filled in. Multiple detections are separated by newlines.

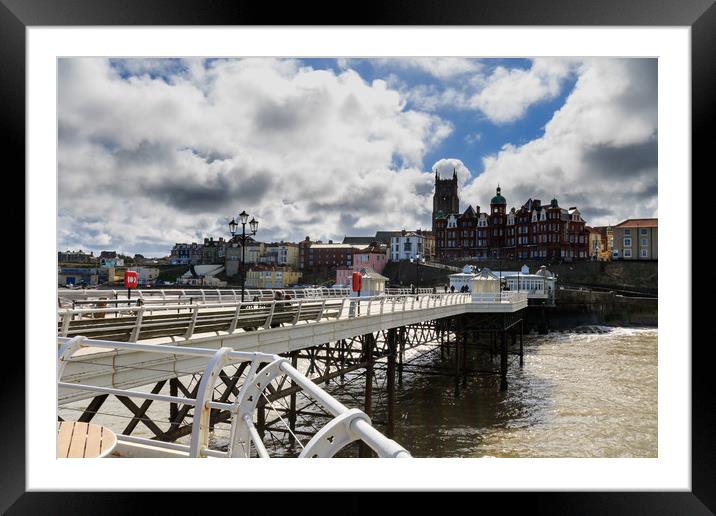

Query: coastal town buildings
left=57, top=250, right=96, bottom=264
left=335, top=243, right=389, bottom=286
left=390, top=230, right=426, bottom=261
left=612, top=218, right=658, bottom=260
left=298, top=237, right=363, bottom=272
left=246, top=266, right=302, bottom=288
left=432, top=172, right=589, bottom=262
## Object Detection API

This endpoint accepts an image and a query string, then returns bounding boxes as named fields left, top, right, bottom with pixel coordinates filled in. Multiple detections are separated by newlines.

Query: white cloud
left=404, top=58, right=578, bottom=124
left=460, top=59, right=657, bottom=226
left=58, top=58, right=452, bottom=255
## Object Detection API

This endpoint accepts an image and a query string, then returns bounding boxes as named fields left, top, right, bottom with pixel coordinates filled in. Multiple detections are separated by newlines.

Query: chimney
left=329, top=239, right=333, bottom=244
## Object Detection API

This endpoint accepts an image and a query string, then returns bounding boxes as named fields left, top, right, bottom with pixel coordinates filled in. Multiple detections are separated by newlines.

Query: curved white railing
left=57, top=336, right=410, bottom=459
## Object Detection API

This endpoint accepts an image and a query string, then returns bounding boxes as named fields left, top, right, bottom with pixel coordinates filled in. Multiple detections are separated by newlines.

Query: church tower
left=432, top=168, right=459, bottom=221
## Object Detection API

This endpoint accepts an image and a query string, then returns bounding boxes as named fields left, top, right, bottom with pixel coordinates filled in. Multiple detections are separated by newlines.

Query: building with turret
left=432, top=171, right=589, bottom=261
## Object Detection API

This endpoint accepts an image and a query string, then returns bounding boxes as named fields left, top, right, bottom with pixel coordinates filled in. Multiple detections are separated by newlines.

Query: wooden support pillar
left=359, top=333, right=375, bottom=457
left=500, top=330, right=508, bottom=391
left=440, top=326, right=445, bottom=360
left=288, top=350, right=299, bottom=446
left=386, top=328, right=397, bottom=438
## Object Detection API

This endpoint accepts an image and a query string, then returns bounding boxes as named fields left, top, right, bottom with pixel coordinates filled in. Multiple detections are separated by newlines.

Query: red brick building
left=432, top=173, right=589, bottom=262
left=298, top=237, right=364, bottom=272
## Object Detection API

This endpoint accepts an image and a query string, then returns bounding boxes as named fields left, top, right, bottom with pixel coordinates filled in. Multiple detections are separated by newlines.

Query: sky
left=57, top=57, right=657, bottom=257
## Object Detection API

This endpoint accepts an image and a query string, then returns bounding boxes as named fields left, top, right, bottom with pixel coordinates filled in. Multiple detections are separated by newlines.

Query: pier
left=58, top=289, right=528, bottom=458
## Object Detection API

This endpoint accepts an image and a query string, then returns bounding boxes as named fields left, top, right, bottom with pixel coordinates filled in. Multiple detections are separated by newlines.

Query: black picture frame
left=4, top=0, right=708, bottom=512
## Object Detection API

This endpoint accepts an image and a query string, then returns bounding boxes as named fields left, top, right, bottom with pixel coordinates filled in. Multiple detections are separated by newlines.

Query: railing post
left=264, top=302, right=276, bottom=328
left=293, top=299, right=304, bottom=325
left=315, top=299, right=327, bottom=322
left=338, top=298, right=347, bottom=319
left=129, top=306, right=145, bottom=342
left=185, top=305, right=200, bottom=339
left=189, top=347, right=232, bottom=457
left=380, top=297, right=385, bottom=315
left=59, top=311, right=72, bottom=337
left=229, top=303, right=242, bottom=333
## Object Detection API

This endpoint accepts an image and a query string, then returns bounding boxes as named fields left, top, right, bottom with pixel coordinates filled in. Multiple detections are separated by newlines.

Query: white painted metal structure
left=58, top=336, right=411, bottom=458
left=58, top=292, right=527, bottom=404
left=58, top=287, right=351, bottom=307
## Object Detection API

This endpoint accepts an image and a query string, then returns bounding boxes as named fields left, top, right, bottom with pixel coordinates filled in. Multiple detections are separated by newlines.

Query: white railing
left=385, top=288, right=434, bottom=295
left=58, top=287, right=351, bottom=307
left=470, top=291, right=529, bottom=304
left=57, top=293, right=472, bottom=341
left=57, top=336, right=410, bottom=458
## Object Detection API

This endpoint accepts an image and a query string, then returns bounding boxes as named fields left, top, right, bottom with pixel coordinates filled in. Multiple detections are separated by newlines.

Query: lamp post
left=410, top=253, right=424, bottom=294
left=229, top=210, right=259, bottom=302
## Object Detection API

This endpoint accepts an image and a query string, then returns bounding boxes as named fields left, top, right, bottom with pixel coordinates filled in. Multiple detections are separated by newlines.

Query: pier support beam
left=398, top=327, right=405, bottom=386
left=454, top=334, right=461, bottom=397
left=288, top=350, right=299, bottom=445
left=359, top=333, right=375, bottom=457
left=169, top=378, right=178, bottom=422
left=500, top=331, right=508, bottom=391
left=386, top=328, right=397, bottom=438
left=462, top=332, right=468, bottom=388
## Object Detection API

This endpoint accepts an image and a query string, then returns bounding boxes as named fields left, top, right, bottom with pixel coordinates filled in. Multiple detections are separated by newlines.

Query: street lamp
left=410, top=253, right=424, bottom=294
left=229, top=210, right=259, bottom=302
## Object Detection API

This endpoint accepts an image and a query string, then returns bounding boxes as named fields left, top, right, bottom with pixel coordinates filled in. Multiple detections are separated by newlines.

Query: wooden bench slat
left=68, top=421, right=89, bottom=458
left=84, top=424, right=102, bottom=457
left=57, top=420, right=74, bottom=458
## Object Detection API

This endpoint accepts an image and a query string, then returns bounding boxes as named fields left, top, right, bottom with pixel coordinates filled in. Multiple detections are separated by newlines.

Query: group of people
left=442, top=284, right=470, bottom=293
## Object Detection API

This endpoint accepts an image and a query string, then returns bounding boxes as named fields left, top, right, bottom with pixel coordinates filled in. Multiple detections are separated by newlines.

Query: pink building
left=335, top=244, right=388, bottom=286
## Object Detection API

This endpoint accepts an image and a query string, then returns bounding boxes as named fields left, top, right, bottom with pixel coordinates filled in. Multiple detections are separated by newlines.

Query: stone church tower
left=432, top=168, right=459, bottom=221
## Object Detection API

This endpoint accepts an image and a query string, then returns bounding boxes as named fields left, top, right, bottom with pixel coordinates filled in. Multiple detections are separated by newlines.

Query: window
left=624, top=249, right=632, bottom=257
left=624, top=229, right=631, bottom=236
left=640, top=228, right=648, bottom=235
left=641, top=238, right=648, bottom=246
left=624, top=238, right=632, bottom=247
left=641, top=249, right=648, bottom=257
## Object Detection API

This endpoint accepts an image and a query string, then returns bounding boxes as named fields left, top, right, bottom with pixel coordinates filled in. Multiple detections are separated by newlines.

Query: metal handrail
left=57, top=291, right=522, bottom=340
left=57, top=336, right=410, bottom=459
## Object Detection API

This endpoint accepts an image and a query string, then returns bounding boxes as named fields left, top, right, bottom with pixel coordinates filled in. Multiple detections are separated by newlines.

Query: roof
left=615, top=218, right=658, bottom=228
left=374, top=231, right=403, bottom=244
left=311, top=243, right=363, bottom=249
left=393, top=231, right=423, bottom=239
left=359, top=267, right=388, bottom=280
left=342, top=236, right=376, bottom=245
left=474, top=268, right=499, bottom=280
left=183, top=264, right=225, bottom=278
left=491, top=186, right=506, bottom=205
